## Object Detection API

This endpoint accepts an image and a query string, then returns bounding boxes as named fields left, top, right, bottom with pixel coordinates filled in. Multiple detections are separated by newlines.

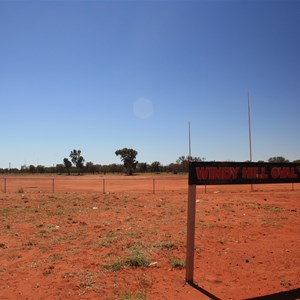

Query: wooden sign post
left=186, top=183, right=196, bottom=283
left=186, top=161, right=300, bottom=284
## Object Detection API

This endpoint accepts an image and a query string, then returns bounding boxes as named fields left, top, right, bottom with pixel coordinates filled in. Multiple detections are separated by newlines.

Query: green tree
left=63, top=158, right=72, bottom=175
left=56, top=164, right=64, bottom=174
left=86, top=161, right=96, bottom=174
left=70, top=149, right=85, bottom=174
left=167, top=163, right=179, bottom=174
left=175, top=155, right=203, bottom=172
left=268, top=156, right=289, bottom=163
left=138, top=162, right=148, bottom=173
left=29, top=165, right=36, bottom=173
left=36, top=165, right=45, bottom=173
left=115, top=148, right=138, bottom=175
left=150, top=161, right=162, bottom=173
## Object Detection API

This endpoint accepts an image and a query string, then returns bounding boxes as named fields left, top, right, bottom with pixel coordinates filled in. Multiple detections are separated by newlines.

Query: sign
left=186, top=161, right=300, bottom=284
left=189, top=161, right=300, bottom=185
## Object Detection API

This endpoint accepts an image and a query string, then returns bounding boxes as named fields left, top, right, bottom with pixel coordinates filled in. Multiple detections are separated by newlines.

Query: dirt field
left=0, top=175, right=299, bottom=299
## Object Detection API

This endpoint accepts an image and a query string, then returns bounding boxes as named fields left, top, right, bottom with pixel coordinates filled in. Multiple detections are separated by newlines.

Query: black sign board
left=189, top=161, right=300, bottom=185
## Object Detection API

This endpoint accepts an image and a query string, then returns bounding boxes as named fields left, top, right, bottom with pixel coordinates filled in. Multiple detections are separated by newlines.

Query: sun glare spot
left=133, top=98, right=154, bottom=119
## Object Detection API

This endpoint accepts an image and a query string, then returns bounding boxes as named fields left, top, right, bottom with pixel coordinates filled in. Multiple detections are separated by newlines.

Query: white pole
left=248, top=93, right=254, bottom=191
left=248, top=93, right=253, bottom=162
left=188, top=121, right=192, bottom=161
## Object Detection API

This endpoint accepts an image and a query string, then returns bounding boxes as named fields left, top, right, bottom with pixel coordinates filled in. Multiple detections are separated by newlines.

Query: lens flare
left=133, top=98, right=154, bottom=119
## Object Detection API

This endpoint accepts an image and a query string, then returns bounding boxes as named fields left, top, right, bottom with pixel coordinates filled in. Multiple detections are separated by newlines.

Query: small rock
left=148, top=262, right=158, bottom=267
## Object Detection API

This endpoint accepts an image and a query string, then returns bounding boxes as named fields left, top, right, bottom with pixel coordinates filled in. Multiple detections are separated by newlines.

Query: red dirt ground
left=0, top=175, right=299, bottom=300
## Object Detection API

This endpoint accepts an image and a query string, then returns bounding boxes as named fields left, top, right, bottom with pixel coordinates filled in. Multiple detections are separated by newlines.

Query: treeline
left=1, top=153, right=299, bottom=175
left=0, top=160, right=191, bottom=175
left=0, top=162, right=187, bottom=175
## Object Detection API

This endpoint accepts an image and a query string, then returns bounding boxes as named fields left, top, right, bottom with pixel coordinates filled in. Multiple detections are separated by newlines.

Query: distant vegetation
left=115, top=148, right=138, bottom=175
left=0, top=151, right=299, bottom=175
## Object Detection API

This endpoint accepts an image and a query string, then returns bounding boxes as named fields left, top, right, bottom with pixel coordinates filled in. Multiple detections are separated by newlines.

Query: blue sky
left=0, top=0, right=299, bottom=169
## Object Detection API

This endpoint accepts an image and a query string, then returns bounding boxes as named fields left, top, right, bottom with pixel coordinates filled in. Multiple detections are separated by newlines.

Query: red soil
left=0, top=175, right=299, bottom=299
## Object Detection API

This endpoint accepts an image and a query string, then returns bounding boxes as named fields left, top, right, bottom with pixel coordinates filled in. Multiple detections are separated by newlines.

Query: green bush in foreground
left=104, top=249, right=150, bottom=272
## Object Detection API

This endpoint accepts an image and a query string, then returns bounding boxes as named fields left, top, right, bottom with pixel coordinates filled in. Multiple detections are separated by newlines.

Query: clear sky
left=0, top=0, right=299, bottom=169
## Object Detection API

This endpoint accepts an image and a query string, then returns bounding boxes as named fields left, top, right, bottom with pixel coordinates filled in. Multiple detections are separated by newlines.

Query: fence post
left=4, top=178, right=6, bottom=193
left=153, top=179, right=155, bottom=194
left=52, top=178, right=55, bottom=193
left=103, top=179, right=105, bottom=194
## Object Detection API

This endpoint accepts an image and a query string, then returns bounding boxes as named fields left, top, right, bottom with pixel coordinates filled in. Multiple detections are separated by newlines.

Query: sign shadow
left=189, top=283, right=300, bottom=300
left=189, top=282, right=221, bottom=300
left=245, top=287, right=300, bottom=300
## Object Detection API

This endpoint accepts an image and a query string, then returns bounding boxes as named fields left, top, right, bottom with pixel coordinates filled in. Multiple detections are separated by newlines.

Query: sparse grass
left=266, top=205, right=284, bottom=213
left=260, top=217, right=283, bottom=228
left=199, top=220, right=215, bottom=229
left=249, top=203, right=284, bottom=213
left=105, top=259, right=127, bottom=272
left=78, top=271, right=100, bottom=295
left=79, top=272, right=96, bottom=288
left=170, top=257, right=185, bottom=269
left=37, top=224, right=59, bottom=237
left=280, top=277, right=291, bottom=288
left=8, top=254, right=21, bottom=260
left=126, top=231, right=140, bottom=238
left=47, top=210, right=65, bottom=216
left=18, top=187, right=24, bottom=193
left=0, top=208, right=11, bottom=215
left=137, top=273, right=153, bottom=290
left=223, top=225, right=233, bottom=229
left=23, top=241, right=35, bottom=248
left=125, top=249, right=150, bottom=268
left=120, top=291, right=147, bottom=300
left=103, top=249, right=150, bottom=272
left=98, top=238, right=112, bottom=248
left=153, top=240, right=176, bottom=250
left=218, top=238, right=225, bottom=245
left=248, top=203, right=261, bottom=210
left=240, top=221, right=251, bottom=227
left=48, top=253, right=62, bottom=262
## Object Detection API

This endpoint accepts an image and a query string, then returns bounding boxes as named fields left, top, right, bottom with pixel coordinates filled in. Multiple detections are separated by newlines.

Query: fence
left=1, top=177, right=188, bottom=194
left=1, top=176, right=298, bottom=194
